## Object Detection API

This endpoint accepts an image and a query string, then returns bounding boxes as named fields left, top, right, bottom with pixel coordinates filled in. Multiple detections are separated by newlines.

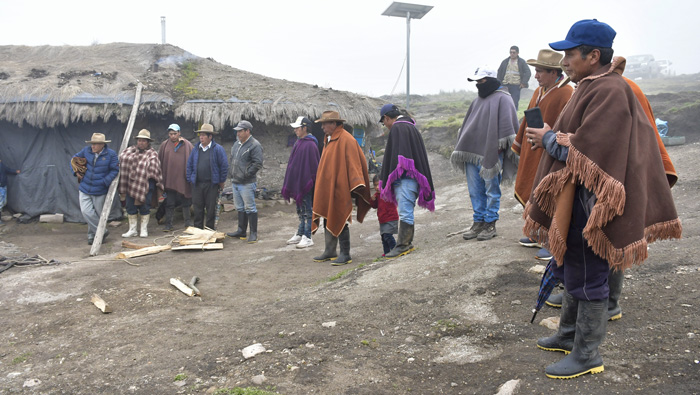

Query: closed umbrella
left=530, top=259, right=560, bottom=323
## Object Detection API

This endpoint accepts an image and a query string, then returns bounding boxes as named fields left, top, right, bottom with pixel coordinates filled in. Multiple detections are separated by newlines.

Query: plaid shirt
left=119, top=146, right=163, bottom=204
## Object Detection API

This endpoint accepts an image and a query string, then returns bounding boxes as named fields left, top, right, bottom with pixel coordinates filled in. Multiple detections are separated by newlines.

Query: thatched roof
left=0, top=43, right=385, bottom=129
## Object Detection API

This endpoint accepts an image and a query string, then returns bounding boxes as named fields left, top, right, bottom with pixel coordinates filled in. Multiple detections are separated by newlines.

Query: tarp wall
left=0, top=120, right=125, bottom=222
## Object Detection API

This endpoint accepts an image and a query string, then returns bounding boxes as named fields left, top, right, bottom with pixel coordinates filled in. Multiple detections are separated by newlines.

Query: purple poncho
left=281, top=135, right=320, bottom=205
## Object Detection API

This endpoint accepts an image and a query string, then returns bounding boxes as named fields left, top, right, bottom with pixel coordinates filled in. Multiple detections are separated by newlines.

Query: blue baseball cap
left=549, top=19, right=616, bottom=51
left=379, top=103, right=398, bottom=122
left=167, top=123, right=181, bottom=132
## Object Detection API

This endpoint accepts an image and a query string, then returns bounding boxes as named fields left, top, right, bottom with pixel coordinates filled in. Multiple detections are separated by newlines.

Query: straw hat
left=85, top=133, right=111, bottom=144
left=196, top=123, right=219, bottom=134
left=134, top=129, right=153, bottom=141
left=315, top=111, right=345, bottom=123
left=526, top=49, right=564, bottom=69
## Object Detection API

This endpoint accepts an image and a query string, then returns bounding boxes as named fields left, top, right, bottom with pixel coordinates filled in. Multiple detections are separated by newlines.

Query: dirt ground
left=1, top=124, right=699, bottom=394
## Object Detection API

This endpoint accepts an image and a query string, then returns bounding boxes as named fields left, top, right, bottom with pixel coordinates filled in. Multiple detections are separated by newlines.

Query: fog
left=0, top=0, right=696, bottom=97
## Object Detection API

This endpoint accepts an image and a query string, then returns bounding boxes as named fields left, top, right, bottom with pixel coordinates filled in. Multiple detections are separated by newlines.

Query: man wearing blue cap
left=524, top=19, right=682, bottom=379
left=158, top=123, right=194, bottom=231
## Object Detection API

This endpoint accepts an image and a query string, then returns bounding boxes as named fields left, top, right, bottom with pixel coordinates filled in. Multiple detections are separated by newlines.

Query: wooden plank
left=90, top=294, right=113, bottom=313
left=90, top=82, right=144, bottom=256
left=121, top=240, right=156, bottom=250
left=182, top=227, right=225, bottom=242
left=171, top=243, right=224, bottom=251
left=170, top=278, right=194, bottom=296
left=115, top=244, right=171, bottom=259
left=177, top=236, right=218, bottom=245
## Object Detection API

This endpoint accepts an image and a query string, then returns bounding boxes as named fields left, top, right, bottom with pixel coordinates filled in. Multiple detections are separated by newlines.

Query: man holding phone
left=511, top=50, right=573, bottom=261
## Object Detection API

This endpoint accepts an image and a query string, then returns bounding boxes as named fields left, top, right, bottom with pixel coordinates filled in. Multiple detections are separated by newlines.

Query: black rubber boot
left=546, top=292, right=563, bottom=308
left=247, top=212, right=258, bottom=243
left=462, top=221, right=485, bottom=240
left=163, top=207, right=174, bottom=232
left=313, top=228, right=338, bottom=262
left=538, top=290, right=577, bottom=354
left=182, top=206, right=192, bottom=227
left=226, top=211, right=248, bottom=239
left=385, top=221, right=416, bottom=258
left=608, top=268, right=623, bottom=321
left=331, top=226, right=352, bottom=266
left=545, top=298, right=607, bottom=379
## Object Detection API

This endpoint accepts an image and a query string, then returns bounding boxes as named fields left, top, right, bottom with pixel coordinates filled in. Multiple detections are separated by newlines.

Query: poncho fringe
left=379, top=155, right=435, bottom=212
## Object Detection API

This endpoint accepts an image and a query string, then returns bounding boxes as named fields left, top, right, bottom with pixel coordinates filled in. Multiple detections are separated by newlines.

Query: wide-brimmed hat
left=315, top=111, right=345, bottom=123
left=86, top=133, right=111, bottom=144
left=527, top=49, right=564, bottom=69
left=196, top=123, right=219, bottom=134
left=134, top=129, right=153, bottom=141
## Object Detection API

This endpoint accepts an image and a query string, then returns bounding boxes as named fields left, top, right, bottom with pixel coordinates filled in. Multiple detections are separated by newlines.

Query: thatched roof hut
left=0, top=43, right=385, bottom=222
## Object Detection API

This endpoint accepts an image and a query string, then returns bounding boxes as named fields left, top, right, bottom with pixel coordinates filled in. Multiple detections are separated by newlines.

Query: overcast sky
left=1, top=0, right=696, bottom=97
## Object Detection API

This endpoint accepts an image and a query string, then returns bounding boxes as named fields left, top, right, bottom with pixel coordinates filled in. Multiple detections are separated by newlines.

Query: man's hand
left=520, top=83, right=526, bottom=89
left=525, top=123, right=551, bottom=150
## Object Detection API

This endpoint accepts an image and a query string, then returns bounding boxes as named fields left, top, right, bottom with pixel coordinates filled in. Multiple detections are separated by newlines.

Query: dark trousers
left=553, top=189, right=610, bottom=301
left=381, top=233, right=397, bottom=254
left=125, top=179, right=156, bottom=215
left=192, top=182, right=219, bottom=229
left=504, top=84, right=521, bottom=109
left=164, top=189, right=191, bottom=210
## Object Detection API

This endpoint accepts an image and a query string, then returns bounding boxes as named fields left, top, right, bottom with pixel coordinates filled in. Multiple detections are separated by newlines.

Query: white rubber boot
left=140, top=214, right=150, bottom=238
left=122, top=214, right=139, bottom=238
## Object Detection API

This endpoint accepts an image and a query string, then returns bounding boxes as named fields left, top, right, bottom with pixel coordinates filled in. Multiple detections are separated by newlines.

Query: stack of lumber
left=171, top=227, right=224, bottom=251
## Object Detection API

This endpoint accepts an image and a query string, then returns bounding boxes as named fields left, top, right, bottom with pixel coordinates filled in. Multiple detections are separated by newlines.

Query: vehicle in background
left=626, top=54, right=661, bottom=79
left=656, top=59, right=674, bottom=77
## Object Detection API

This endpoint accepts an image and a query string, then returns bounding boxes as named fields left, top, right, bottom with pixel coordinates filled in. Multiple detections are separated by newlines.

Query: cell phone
left=524, top=107, right=544, bottom=128
left=524, top=107, right=544, bottom=146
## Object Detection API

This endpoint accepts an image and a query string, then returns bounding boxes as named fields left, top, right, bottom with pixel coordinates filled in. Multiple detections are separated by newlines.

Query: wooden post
left=90, top=82, right=144, bottom=256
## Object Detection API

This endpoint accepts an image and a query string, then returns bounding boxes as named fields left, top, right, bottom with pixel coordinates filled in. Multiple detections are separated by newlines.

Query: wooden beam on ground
left=170, top=277, right=194, bottom=296
left=116, top=244, right=171, bottom=259
left=90, top=294, right=113, bottom=313
left=90, top=82, right=144, bottom=256
left=183, top=226, right=225, bottom=241
left=121, top=240, right=156, bottom=250
left=171, top=243, right=224, bottom=251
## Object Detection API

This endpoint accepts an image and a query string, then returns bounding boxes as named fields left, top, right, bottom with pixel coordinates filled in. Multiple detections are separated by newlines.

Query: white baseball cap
left=290, top=116, right=312, bottom=128
left=468, top=66, right=497, bottom=82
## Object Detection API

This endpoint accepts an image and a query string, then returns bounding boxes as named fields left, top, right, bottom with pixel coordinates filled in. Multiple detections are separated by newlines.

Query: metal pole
left=406, top=11, right=411, bottom=110
left=161, top=16, right=166, bottom=44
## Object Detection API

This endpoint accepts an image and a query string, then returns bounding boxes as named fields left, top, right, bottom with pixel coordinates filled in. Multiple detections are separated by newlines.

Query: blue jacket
left=0, top=160, right=19, bottom=188
left=73, top=145, right=120, bottom=196
left=186, top=140, right=229, bottom=185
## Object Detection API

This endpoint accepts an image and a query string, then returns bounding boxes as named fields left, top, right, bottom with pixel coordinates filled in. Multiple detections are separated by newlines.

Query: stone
left=241, top=343, right=266, bottom=359
left=23, top=379, right=41, bottom=388
left=495, top=379, right=520, bottom=395
left=528, top=264, right=546, bottom=274
left=7, top=372, right=21, bottom=379
left=322, top=321, right=336, bottom=328
left=252, top=374, right=266, bottom=385
left=539, top=316, right=560, bottom=330
left=39, top=213, right=64, bottom=223
left=511, top=300, right=521, bottom=305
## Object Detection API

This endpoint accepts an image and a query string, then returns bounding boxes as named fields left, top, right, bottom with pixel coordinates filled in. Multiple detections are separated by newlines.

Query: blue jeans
left=0, top=186, right=6, bottom=212
left=505, top=84, right=521, bottom=109
left=126, top=179, right=156, bottom=215
left=381, top=233, right=397, bottom=254
left=391, top=177, right=419, bottom=225
left=79, top=191, right=107, bottom=239
left=296, top=192, right=313, bottom=238
left=232, top=182, right=257, bottom=213
left=465, top=153, right=503, bottom=223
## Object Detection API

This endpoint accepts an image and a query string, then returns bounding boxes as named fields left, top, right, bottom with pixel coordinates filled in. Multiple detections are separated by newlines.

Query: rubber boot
left=538, top=290, right=577, bottom=354
left=226, top=211, right=248, bottom=239
left=385, top=221, right=416, bottom=258
left=247, top=212, right=258, bottom=243
left=546, top=292, right=563, bottom=308
left=331, top=226, right=352, bottom=266
left=139, top=214, right=150, bottom=238
left=607, top=268, right=624, bottom=321
left=163, top=208, right=174, bottom=232
left=462, top=221, right=485, bottom=240
left=313, top=228, right=338, bottom=262
left=545, top=299, right=607, bottom=379
left=476, top=220, right=497, bottom=241
left=121, top=214, right=138, bottom=238
left=182, top=206, right=192, bottom=228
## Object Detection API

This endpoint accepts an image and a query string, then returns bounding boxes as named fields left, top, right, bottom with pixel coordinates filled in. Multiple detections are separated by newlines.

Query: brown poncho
left=158, top=138, right=194, bottom=198
left=512, top=82, right=573, bottom=205
left=523, top=64, right=682, bottom=271
left=312, top=124, right=371, bottom=237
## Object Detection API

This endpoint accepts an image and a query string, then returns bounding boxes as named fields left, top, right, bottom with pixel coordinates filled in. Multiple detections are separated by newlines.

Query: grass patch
left=174, top=61, right=200, bottom=98
left=327, top=263, right=365, bottom=282
left=214, top=387, right=278, bottom=395
left=12, top=353, right=30, bottom=364
left=668, top=100, right=700, bottom=114
left=432, top=318, right=460, bottom=333
left=174, top=373, right=187, bottom=382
